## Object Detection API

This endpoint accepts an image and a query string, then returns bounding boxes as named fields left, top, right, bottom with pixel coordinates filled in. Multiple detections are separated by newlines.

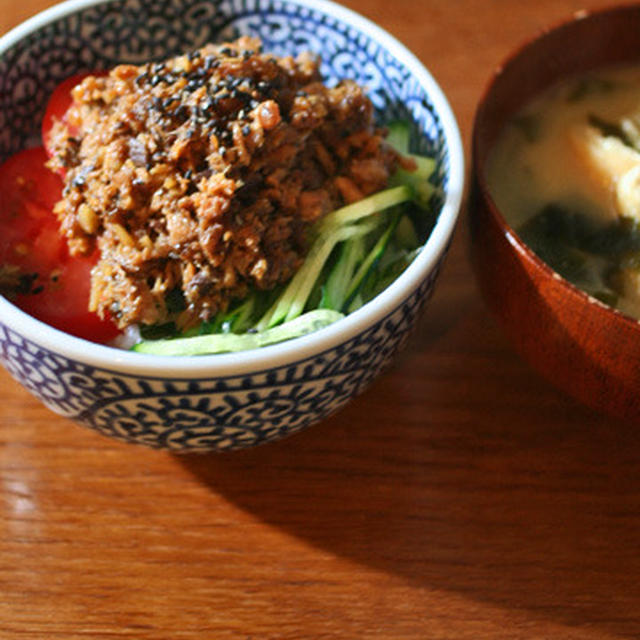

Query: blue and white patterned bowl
left=0, top=0, right=464, bottom=451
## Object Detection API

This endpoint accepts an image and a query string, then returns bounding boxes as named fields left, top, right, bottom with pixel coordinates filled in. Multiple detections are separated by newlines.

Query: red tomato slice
left=0, top=146, right=119, bottom=343
left=15, top=250, right=119, bottom=343
left=42, top=71, right=106, bottom=157
left=0, top=146, right=63, bottom=216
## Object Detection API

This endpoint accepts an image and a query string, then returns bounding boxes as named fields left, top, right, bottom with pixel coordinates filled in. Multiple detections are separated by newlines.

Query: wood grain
left=1, top=1, right=639, bottom=638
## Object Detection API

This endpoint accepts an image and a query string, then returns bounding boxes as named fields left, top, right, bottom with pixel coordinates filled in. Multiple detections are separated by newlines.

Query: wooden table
left=2, top=0, right=640, bottom=638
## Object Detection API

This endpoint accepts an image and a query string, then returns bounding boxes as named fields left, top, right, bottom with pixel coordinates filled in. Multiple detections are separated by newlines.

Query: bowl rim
left=0, top=0, right=464, bottom=377
left=471, top=2, right=640, bottom=334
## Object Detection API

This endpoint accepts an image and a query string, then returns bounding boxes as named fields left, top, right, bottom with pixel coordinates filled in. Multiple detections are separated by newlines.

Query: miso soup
left=487, top=65, right=640, bottom=318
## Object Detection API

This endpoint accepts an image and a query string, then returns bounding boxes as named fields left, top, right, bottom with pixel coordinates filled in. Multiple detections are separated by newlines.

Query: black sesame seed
left=236, top=90, right=253, bottom=105
left=173, top=105, right=189, bottom=121
left=188, top=78, right=206, bottom=92
left=135, top=72, right=149, bottom=87
left=204, top=56, right=219, bottom=71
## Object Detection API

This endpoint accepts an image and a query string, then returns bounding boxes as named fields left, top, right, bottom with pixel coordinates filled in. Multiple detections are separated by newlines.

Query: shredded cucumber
left=386, top=120, right=436, bottom=209
left=386, top=121, right=411, bottom=153
left=133, top=309, right=345, bottom=356
left=131, top=121, right=437, bottom=356
left=390, top=157, right=436, bottom=209
left=343, top=215, right=400, bottom=310
left=395, top=214, right=419, bottom=250
left=257, top=218, right=380, bottom=330
left=407, top=154, right=436, bottom=177
left=315, top=185, right=412, bottom=235
left=321, top=235, right=366, bottom=311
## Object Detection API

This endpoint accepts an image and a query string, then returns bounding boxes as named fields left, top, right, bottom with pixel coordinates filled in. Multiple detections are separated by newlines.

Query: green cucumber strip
left=257, top=219, right=378, bottom=330
left=387, top=152, right=436, bottom=210
left=132, top=139, right=436, bottom=355
left=315, top=185, right=412, bottom=235
left=283, top=221, right=379, bottom=323
left=393, top=174, right=435, bottom=209
left=413, top=180, right=436, bottom=207
left=343, top=215, right=400, bottom=310
left=347, top=292, right=364, bottom=314
left=187, top=297, right=255, bottom=337
left=257, top=236, right=331, bottom=330
left=366, top=248, right=419, bottom=301
left=321, top=235, right=365, bottom=311
left=278, top=235, right=338, bottom=324
left=406, top=154, right=436, bottom=178
left=386, top=121, right=411, bottom=153
left=394, top=214, right=419, bottom=250
left=228, top=296, right=255, bottom=333
left=133, top=309, right=345, bottom=356
left=390, top=169, right=435, bottom=209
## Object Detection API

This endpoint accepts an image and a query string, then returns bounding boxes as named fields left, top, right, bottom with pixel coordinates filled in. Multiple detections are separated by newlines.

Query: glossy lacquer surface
left=1, top=1, right=640, bottom=638
left=471, top=4, right=640, bottom=427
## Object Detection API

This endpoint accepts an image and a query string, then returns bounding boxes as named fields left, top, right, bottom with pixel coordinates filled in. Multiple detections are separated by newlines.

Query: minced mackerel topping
left=48, top=36, right=399, bottom=330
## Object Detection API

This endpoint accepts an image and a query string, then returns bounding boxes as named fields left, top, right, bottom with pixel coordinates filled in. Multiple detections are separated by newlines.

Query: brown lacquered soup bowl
left=471, top=4, right=640, bottom=424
